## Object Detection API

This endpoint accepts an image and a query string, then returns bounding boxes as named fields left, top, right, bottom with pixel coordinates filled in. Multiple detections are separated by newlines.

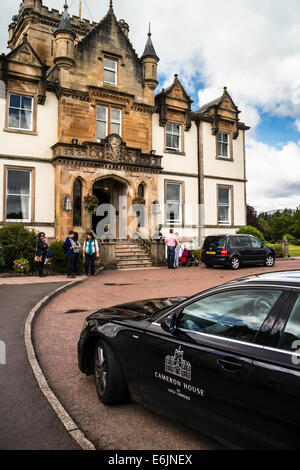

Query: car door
left=139, top=286, right=285, bottom=448
left=244, top=291, right=300, bottom=449
left=249, top=236, right=266, bottom=264
left=238, top=236, right=253, bottom=263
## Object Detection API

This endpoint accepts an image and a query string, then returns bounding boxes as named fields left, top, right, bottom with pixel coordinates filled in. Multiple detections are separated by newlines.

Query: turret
left=141, top=24, right=159, bottom=91
left=53, top=1, right=76, bottom=70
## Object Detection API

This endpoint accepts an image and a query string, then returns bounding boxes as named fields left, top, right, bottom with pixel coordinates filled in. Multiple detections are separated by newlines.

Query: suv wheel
left=230, top=256, right=240, bottom=270
left=265, top=255, right=275, bottom=267
left=94, top=339, right=129, bottom=405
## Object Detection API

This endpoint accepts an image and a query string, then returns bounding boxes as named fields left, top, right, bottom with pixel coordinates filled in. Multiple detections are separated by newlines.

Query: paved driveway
left=33, top=260, right=300, bottom=450
left=0, top=282, right=80, bottom=450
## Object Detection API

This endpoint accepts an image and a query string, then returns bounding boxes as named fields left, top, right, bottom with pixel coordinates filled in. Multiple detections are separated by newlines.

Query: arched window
left=73, top=178, right=82, bottom=226
left=138, top=183, right=145, bottom=198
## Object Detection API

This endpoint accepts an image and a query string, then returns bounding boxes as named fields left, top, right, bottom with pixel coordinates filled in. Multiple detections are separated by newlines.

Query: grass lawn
left=268, top=244, right=300, bottom=257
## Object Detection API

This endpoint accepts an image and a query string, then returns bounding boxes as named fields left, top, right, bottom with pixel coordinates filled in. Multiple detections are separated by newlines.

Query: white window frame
left=218, top=186, right=231, bottom=226
left=166, top=122, right=181, bottom=152
left=104, top=58, right=117, bottom=86
left=6, top=168, right=32, bottom=223
left=166, top=182, right=182, bottom=225
left=110, top=107, right=122, bottom=136
left=8, top=93, right=33, bottom=132
left=217, top=132, right=230, bottom=159
left=96, top=106, right=108, bottom=141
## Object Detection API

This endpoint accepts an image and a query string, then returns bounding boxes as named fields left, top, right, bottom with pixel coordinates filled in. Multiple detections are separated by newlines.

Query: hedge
left=0, top=224, right=37, bottom=269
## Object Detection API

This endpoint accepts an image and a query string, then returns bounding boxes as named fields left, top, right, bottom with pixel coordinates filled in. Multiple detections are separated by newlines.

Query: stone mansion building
left=0, top=0, right=249, bottom=248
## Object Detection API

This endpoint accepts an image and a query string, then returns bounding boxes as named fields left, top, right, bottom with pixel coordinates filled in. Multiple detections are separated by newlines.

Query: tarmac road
left=0, top=282, right=80, bottom=450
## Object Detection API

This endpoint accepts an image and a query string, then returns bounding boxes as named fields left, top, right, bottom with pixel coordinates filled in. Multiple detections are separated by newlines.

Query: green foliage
left=0, top=243, right=5, bottom=268
left=236, top=226, right=265, bottom=243
left=191, top=249, right=202, bottom=260
left=0, top=224, right=37, bottom=269
left=283, top=234, right=296, bottom=244
left=13, top=257, right=30, bottom=274
left=272, top=244, right=285, bottom=259
left=258, top=208, right=297, bottom=242
left=49, top=241, right=84, bottom=274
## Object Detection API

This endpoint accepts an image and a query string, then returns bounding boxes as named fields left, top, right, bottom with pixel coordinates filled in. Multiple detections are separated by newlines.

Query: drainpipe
left=196, top=118, right=201, bottom=247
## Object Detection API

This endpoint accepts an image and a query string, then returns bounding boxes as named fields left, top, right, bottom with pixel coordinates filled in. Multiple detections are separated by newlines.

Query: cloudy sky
left=1, top=0, right=300, bottom=213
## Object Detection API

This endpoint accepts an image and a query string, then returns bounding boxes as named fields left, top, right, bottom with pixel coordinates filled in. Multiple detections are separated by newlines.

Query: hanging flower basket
left=132, top=196, right=146, bottom=205
left=84, top=194, right=99, bottom=214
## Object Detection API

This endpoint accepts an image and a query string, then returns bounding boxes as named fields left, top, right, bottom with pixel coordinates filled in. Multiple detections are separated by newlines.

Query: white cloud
left=1, top=0, right=300, bottom=212
left=246, top=138, right=300, bottom=212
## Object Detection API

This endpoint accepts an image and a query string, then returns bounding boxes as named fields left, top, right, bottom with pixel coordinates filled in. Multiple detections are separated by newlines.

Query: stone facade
left=0, top=0, right=249, bottom=253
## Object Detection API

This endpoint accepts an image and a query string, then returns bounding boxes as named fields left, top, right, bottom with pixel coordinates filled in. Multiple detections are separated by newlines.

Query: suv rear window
left=203, top=236, right=226, bottom=250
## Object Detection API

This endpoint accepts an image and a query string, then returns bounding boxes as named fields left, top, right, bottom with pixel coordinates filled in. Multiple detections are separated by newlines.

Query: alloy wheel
left=231, top=257, right=240, bottom=270
left=95, top=346, right=107, bottom=396
left=265, top=256, right=275, bottom=267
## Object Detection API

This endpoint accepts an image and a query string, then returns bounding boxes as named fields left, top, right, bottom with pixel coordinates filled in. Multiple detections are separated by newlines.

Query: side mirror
left=161, top=312, right=178, bottom=333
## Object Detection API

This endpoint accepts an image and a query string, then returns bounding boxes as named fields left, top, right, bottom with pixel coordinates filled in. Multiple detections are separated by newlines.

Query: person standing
left=83, top=232, right=99, bottom=276
left=63, top=231, right=76, bottom=279
left=73, top=232, right=81, bottom=276
left=36, top=232, right=48, bottom=278
left=174, top=232, right=182, bottom=268
left=165, top=229, right=177, bottom=269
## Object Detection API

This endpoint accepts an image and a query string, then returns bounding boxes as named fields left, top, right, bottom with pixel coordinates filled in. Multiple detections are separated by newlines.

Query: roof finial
left=110, top=0, right=113, bottom=9
left=64, top=0, right=68, bottom=9
left=224, top=86, right=228, bottom=93
left=148, top=22, right=151, bottom=36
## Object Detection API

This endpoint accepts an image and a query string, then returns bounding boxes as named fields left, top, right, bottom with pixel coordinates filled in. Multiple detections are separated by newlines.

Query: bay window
left=6, top=168, right=32, bottom=222
left=166, top=123, right=181, bottom=152
left=104, top=58, right=117, bottom=85
left=166, top=181, right=183, bottom=225
left=217, top=132, right=229, bottom=158
left=218, top=186, right=232, bottom=226
left=96, top=106, right=122, bottom=140
left=8, top=94, right=33, bottom=131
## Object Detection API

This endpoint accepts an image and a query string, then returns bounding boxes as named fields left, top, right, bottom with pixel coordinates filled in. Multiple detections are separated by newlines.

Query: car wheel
left=205, top=263, right=213, bottom=268
left=265, top=255, right=275, bottom=267
left=94, top=339, right=129, bottom=405
left=230, top=256, right=240, bottom=270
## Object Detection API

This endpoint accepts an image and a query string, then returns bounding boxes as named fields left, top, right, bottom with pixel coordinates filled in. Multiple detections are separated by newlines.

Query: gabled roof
left=77, top=6, right=139, bottom=62
left=156, top=74, right=193, bottom=103
left=5, top=34, right=46, bottom=68
left=198, top=87, right=239, bottom=114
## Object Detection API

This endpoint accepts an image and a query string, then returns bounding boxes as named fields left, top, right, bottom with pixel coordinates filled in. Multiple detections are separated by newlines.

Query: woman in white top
left=83, top=232, right=99, bottom=276
left=174, top=232, right=182, bottom=268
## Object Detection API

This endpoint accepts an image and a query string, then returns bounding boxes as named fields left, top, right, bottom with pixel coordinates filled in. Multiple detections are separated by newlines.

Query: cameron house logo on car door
left=165, top=346, right=192, bottom=381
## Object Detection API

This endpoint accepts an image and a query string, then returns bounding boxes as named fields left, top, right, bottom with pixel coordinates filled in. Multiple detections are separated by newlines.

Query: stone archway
left=92, top=176, right=130, bottom=239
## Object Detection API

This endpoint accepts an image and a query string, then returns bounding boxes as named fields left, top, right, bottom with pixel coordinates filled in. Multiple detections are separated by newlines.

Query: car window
left=239, top=236, right=251, bottom=248
left=228, top=237, right=241, bottom=248
left=203, top=236, right=225, bottom=250
left=250, top=237, right=263, bottom=248
left=177, top=289, right=282, bottom=344
left=277, top=295, right=300, bottom=352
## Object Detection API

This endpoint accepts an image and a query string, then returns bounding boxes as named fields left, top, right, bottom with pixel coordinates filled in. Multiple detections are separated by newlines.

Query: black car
left=201, top=234, right=275, bottom=270
left=78, top=271, right=300, bottom=449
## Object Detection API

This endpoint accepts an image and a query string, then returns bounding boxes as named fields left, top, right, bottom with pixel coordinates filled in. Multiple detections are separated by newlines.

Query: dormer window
left=166, top=123, right=181, bottom=152
left=217, top=132, right=229, bottom=158
left=104, top=57, right=117, bottom=85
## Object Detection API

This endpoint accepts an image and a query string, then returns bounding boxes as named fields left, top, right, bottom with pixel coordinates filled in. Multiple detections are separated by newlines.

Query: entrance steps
left=115, top=241, right=153, bottom=270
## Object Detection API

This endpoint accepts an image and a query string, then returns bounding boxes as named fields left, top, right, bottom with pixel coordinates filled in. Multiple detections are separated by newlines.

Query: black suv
left=201, top=234, right=275, bottom=270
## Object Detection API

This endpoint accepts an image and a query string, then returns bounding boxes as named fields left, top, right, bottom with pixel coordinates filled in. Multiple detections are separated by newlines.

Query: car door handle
left=217, top=359, right=245, bottom=373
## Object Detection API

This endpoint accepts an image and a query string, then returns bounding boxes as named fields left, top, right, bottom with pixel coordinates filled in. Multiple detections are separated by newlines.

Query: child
left=83, top=232, right=99, bottom=276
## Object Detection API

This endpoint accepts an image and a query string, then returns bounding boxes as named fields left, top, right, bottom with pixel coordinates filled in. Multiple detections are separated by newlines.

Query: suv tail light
left=220, top=249, right=228, bottom=257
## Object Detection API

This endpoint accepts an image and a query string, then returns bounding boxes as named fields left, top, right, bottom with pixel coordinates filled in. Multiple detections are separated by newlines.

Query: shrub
left=13, top=258, right=30, bottom=274
left=49, top=241, right=84, bottom=274
left=0, top=224, right=37, bottom=269
left=191, top=249, right=202, bottom=260
left=49, top=241, right=67, bottom=274
left=236, top=226, right=265, bottom=243
left=0, top=243, right=5, bottom=268
left=272, top=244, right=285, bottom=259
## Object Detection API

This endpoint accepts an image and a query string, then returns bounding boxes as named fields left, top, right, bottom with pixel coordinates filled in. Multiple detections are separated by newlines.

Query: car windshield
left=203, top=237, right=226, bottom=249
